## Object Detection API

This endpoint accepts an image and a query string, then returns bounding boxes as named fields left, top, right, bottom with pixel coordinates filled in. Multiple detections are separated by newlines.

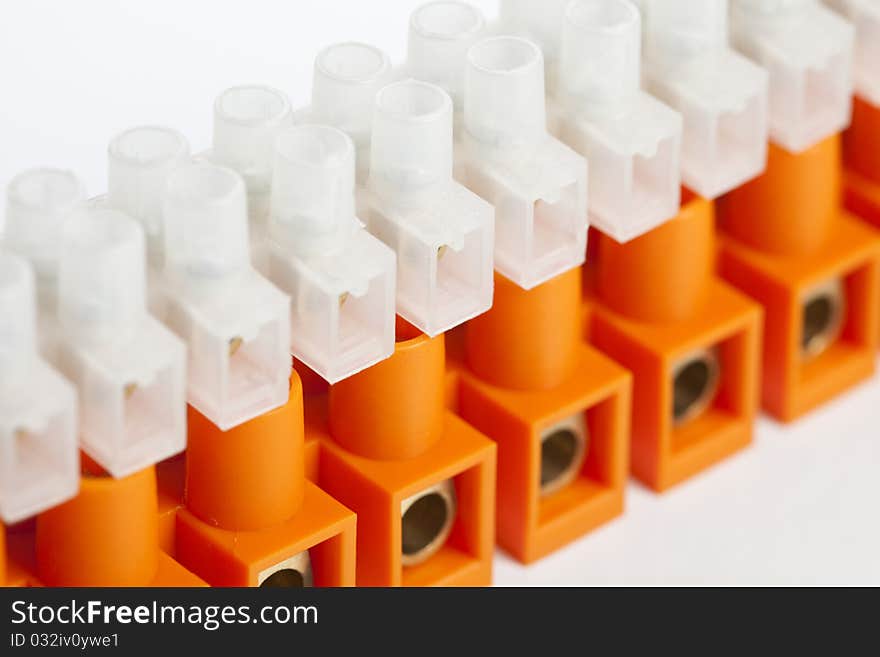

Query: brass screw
left=339, top=292, right=349, bottom=307
left=228, top=336, right=244, bottom=357
left=437, top=245, right=448, bottom=260
left=123, top=382, right=138, bottom=399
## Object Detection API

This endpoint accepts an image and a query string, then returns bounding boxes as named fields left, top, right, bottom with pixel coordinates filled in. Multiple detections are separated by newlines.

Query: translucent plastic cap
left=57, top=208, right=186, bottom=478
left=556, top=0, right=682, bottom=242
left=310, top=42, right=393, bottom=182
left=638, top=0, right=769, bottom=198
left=270, top=125, right=357, bottom=254
left=465, top=37, right=548, bottom=159
left=500, top=0, right=570, bottom=90
left=407, top=2, right=487, bottom=111
left=163, top=163, right=250, bottom=283
left=461, top=36, right=589, bottom=288
left=58, top=208, right=147, bottom=344
left=366, top=79, right=494, bottom=336
left=267, top=125, right=396, bottom=382
left=3, top=168, right=85, bottom=292
left=730, top=0, right=855, bottom=152
left=0, top=253, right=38, bottom=383
left=824, top=0, right=880, bottom=106
left=108, top=126, right=190, bottom=266
left=161, top=162, right=291, bottom=430
left=0, top=252, right=78, bottom=522
left=560, top=0, right=641, bottom=117
left=213, top=85, right=292, bottom=205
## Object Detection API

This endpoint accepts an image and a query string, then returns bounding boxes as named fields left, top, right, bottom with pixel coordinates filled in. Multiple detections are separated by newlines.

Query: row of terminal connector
left=1, top=0, right=878, bottom=585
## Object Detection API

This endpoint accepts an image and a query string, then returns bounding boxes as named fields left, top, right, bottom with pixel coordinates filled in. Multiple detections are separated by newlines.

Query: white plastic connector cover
left=0, top=252, right=78, bottom=523
left=638, top=0, right=769, bottom=199
left=108, top=125, right=190, bottom=267
left=824, top=0, right=880, bottom=106
left=730, top=0, right=854, bottom=153
left=267, top=125, right=396, bottom=383
left=3, top=168, right=85, bottom=302
left=161, top=162, right=291, bottom=430
left=461, top=36, right=588, bottom=289
left=556, top=0, right=682, bottom=243
left=56, top=208, right=186, bottom=478
left=213, top=85, right=292, bottom=225
left=303, top=42, right=394, bottom=184
left=366, top=79, right=494, bottom=336
left=500, top=0, right=570, bottom=93
left=407, top=1, right=487, bottom=114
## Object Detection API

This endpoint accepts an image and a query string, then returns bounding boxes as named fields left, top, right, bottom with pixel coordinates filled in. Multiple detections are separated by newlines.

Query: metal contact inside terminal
left=672, top=347, right=721, bottom=426
left=801, top=279, right=845, bottom=360
left=540, top=413, right=588, bottom=497
left=400, top=479, right=457, bottom=567
left=258, top=551, right=314, bottom=588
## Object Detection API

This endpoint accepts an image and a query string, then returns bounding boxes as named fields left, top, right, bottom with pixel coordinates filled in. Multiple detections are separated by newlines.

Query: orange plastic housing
left=842, top=96, right=880, bottom=229
left=307, top=324, right=497, bottom=586
left=718, top=136, right=880, bottom=421
left=23, top=465, right=205, bottom=587
left=586, top=195, right=763, bottom=492
left=156, top=453, right=186, bottom=555
left=4, top=526, right=33, bottom=588
left=175, top=374, right=356, bottom=587
left=454, top=268, right=631, bottom=563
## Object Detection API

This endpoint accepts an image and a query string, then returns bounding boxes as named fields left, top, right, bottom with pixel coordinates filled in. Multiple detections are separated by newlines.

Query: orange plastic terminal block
left=2, top=524, right=30, bottom=587
left=455, top=268, right=631, bottom=563
left=586, top=194, right=762, bottom=492
left=156, top=453, right=186, bottom=555
left=21, top=459, right=205, bottom=587
left=307, top=319, right=496, bottom=586
left=174, top=374, right=356, bottom=587
left=718, top=135, right=880, bottom=421
left=843, top=97, right=880, bottom=234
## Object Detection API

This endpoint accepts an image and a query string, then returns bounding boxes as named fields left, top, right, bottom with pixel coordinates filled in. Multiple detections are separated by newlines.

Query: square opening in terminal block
left=269, top=229, right=396, bottom=384
left=311, top=409, right=495, bottom=586
left=667, top=330, right=752, bottom=458
left=556, top=93, right=682, bottom=243
left=588, top=277, right=762, bottom=492
left=797, top=265, right=876, bottom=390
left=456, top=343, right=630, bottom=564
left=719, top=215, right=880, bottom=421
left=163, top=271, right=291, bottom=431
left=0, top=362, right=78, bottom=524
left=463, top=139, right=588, bottom=290
left=366, top=184, right=494, bottom=337
left=175, top=480, right=356, bottom=587
left=58, top=318, right=186, bottom=479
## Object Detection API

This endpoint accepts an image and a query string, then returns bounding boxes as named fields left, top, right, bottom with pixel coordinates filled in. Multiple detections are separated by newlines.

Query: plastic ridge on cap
left=0, top=252, right=78, bottom=523
left=55, top=207, right=186, bottom=477
left=159, top=162, right=292, bottom=430
left=365, top=79, right=494, bottom=336
left=730, top=0, right=855, bottom=153
left=636, top=0, right=769, bottom=198
left=266, top=124, right=396, bottom=383
left=461, top=35, right=589, bottom=289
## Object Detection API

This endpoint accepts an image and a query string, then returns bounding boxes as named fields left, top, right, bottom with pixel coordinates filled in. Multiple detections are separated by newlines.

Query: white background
left=2, top=0, right=878, bottom=585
